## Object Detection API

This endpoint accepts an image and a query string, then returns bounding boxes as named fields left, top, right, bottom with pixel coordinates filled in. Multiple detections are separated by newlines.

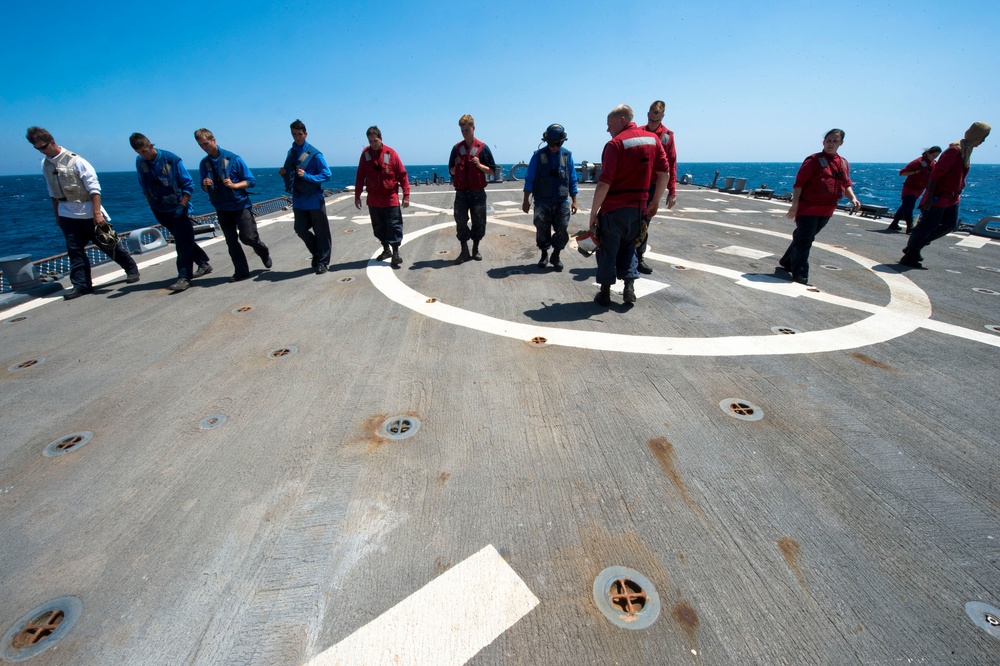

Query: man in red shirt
left=637, top=100, right=678, bottom=274
left=355, top=126, right=410, bottom=267
left=589, top=105, right=670, bottom=307
left=901, top=122, right=991, bottom=269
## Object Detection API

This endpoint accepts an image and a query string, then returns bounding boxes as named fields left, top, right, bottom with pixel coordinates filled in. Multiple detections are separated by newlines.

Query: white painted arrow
left=305, top=545, right=539, bottom=666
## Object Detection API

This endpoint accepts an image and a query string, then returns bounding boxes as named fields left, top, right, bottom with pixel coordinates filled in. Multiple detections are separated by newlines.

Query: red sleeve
left=654, top=141, right=669, bottom=175
left=793, top=155, right=817, bottom=189
left=598, top=141, right=618, bottom=185
left=666, top=131, right=677, bottom=196
left=900, top=157, right=923, bottom=175
left=355, top=151, right=366, bottom=195
left=396, top=151, right=410, bottom=198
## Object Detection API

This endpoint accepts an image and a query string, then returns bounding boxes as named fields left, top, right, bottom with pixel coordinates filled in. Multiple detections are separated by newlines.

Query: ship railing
left=0, top=196, right=293, bottom=294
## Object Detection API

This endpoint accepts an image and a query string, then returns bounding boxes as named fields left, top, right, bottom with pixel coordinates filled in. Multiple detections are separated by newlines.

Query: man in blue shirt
left=279, top=119, right=332, bottom=274
left=195, top=128, right=271, bottom=282
left=521, top=124, right=578, bottom=271
left=130, top=133, right=212, bottom=292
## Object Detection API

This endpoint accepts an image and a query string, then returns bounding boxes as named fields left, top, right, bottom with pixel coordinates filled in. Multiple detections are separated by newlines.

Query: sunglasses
left=34, top=140, right=53, bottom=151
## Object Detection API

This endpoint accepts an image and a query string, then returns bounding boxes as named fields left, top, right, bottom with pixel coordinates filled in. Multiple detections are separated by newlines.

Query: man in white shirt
left=27, top=126, right=140, bottom=300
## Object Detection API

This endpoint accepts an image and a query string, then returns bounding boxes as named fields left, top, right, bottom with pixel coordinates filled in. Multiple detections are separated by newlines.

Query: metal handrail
left=1, top=196, right=293, bottom=294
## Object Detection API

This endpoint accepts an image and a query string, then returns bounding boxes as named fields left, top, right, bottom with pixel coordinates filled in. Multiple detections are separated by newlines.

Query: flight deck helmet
left=542, top=124, right=567, bottom=145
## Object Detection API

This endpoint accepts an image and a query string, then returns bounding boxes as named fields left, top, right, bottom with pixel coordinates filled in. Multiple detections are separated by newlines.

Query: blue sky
left=2, top=0, right=997, bottom=175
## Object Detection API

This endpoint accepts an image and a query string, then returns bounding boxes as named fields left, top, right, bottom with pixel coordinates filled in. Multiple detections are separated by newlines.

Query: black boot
left=472, top=241, right=482, bottom=261
left=391, top=243, right=402, bottom=267
left=457, top=241, right=471, bottom=264
left=537, top=249, right=548, bottom=268
left=377, top=242, right=392, bottom=261
left=636, top=253, right=653, bottom=274
left=550, top=249, right=563, bottom=271
left=595, top=284, right=611, bottom=306
left=623, top=278, right=636, bottom=304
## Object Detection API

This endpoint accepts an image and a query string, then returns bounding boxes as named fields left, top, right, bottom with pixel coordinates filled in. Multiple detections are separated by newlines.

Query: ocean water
left=2, top=162, right=998, bottom=262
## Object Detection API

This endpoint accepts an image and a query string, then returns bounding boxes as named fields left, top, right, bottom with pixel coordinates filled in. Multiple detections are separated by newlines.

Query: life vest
left=138, top=153, right=182, bottom=206
left=452, top=139, right=488, bottom=190
left=803, top=153, right=849, bottom=206
left=283, top=144, right=321, bottom=197
left=532, top=148, right=571, bottom=202
left=606, top=131, right=660, bottom=203
left=43, top=151, right=90, bottom=203
left=363, top=148, right=399, bottom=194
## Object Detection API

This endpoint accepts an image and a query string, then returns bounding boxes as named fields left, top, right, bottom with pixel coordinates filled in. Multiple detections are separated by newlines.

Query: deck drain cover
left=269, top=346, right=298, bottom=359
left=720, top=399, right=764, bottom=421
left=337, top=277, right=356, bottom=283
left=2, top=596, right=82, bottom=662
left=820, top=265, right=842, bottom=271
left=426, top=298, right=438, bottom=303
left=528, top=336, right=548, bottom=346
left=978, top=266, right=1000, bottom=273
left=770, top=326, right=801, bottom=335
left=42, top=431, right=94, bottom=458
left=973, top=288, right=1000, bottom=296
left=341, top=228, right=355, bottom=233
left=986, top=325, right=1000, bottom=334
left=437, top=250, right=450, bottom=255
left=199, top=414, right=227, bottom=430
left=506, top=269, right=525, bottom=276
left=965, top=602, right=1000, bottom=641
left=593, top=567, right=660, bottom=630
left=5, top=315, right=31, bottom=324
left=702, top=243, right=718, bottom=248
left=380, top=416, right=420, bottom=440
left=671, top=265, right=689, bottom=270
left=230, top=306, right=253, bottom=314
left=9, top=358, right=45, bottom=372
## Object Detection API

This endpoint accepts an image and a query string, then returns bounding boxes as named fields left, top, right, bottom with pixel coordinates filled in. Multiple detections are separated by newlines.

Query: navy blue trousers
left=152, top=209, right=211, bottom=280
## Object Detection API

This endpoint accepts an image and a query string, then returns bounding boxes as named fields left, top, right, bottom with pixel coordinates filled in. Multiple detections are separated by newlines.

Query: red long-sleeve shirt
left=355, top=145, right=410, bottom=207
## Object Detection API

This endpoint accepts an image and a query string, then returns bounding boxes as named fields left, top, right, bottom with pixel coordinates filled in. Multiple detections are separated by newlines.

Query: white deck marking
left=705, top=198, right=728, bottom=203
left=492, top=201, right=520, bottom=206
left=305, top=545, right=538, bottom=666
left=680, top=208, right=717, bottom=213
left=716, top=246, right=773, bottom=260
left=367, top=209, right=1000, bottom=353
left=723, top=209, right=759, bottom=214
left=596, top=278, right=670, bottom=299
left=955, top=235, right=992, bottom=248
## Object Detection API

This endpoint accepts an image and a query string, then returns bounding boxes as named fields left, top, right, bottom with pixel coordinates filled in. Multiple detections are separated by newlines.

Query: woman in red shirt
left=887, top=146, right=941, bottom=233
left=779, top=129, right=861, bottom=285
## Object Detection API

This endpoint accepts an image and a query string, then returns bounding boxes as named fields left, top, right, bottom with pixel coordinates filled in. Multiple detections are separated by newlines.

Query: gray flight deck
left=2, top=184, right=999, bottom=665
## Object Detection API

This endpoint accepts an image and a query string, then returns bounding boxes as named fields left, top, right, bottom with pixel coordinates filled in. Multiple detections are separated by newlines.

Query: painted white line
left=366, top=210, right=1000, bottom=353
left=305, top=544, right=538, bottom=666
left=492, top=201, right=520, bottom=207
left=705, top=198, right=728, bottom=203
left=723, top=209, right=758, bottom=214
left=716, top=246, right=773, bottom=260
left=599, top=278, right=670, bottom=299
left=679, top=208, right=717, bottom=213
left=956, top=236, right=992, bottom=249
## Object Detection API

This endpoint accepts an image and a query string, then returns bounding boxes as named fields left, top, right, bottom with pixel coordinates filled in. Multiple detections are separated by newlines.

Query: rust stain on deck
left=672, top=599, right=700, bottom=647
left=778, top=537, right=814, bottom=604
left=850, top=352, right=896, bottom=373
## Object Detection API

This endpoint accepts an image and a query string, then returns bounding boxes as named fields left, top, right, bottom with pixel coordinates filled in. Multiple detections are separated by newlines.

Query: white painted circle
left=367, top=218, right=933, bottom=356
